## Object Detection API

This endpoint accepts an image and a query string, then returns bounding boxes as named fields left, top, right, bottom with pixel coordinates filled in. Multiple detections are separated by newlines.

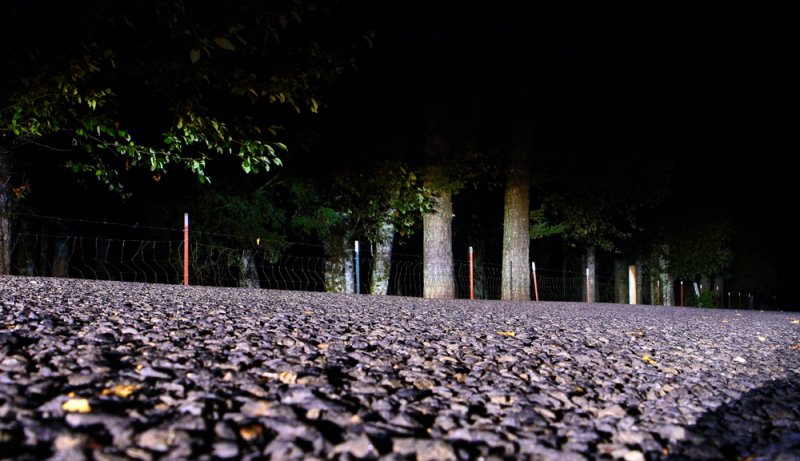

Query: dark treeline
left=1, top=1, right=793, bottom=308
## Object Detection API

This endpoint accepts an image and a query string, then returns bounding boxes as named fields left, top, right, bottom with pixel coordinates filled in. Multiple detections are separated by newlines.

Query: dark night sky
left=8, top=2, right=799, bottom=306
left=318, top=1, right=799, bottom=305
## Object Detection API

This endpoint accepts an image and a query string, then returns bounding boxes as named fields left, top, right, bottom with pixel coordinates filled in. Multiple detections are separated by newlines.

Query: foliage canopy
left=0, top=0, right=370, bottom=193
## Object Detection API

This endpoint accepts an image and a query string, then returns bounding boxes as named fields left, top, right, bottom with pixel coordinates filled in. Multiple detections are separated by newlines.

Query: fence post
left=354, top=240, right=360, bottom=294
left=680, top=280, right=684, bottom=306
left=183, top=213, right=189, bottom=286
left=469, top=246, right=474, bottom=300
left=532, top=262, right=539, bottom=301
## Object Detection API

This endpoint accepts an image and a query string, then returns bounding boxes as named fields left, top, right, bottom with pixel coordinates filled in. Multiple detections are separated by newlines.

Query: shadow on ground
left=665, top=371, right=800, bottom=460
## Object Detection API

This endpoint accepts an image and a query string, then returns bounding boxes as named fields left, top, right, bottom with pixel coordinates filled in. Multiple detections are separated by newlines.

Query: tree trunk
left=635, top=261, right=643, bottom=304
left=324, top=235, right=351, bottom=293
left=14, top=220, right=36, bottom=276
left=650, top=276, right=660, bottom=305
left=322, top=209, right=355, bottom=294
left=700, top=277, right=710, bottom=293
left=421, top=105, right=456, bottom=299
left=370, top=221, right=394, bottom=295
left=660, top=272, right=674, bottom=306
left=586, top=246, right=597, bottom=302
left=52, top=235, right=70, bottom=278
left=654, top=244, right=672, bottom=305
left=423, top=166, right=454, bottom=299
left=345, top=246, right=355, bottom=294
left=614, top=257, right=628, bottom=303
left=0, top=150, right=11, bottom=275
left=501, top=125, right=530, bottom=301
left=239, top=249, right=260, bottom=288
left=714, top=275, right=724, bottom=307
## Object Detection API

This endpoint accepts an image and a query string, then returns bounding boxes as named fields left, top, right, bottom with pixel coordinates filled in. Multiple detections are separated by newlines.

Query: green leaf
left=213, top=37, right=236, bottom=51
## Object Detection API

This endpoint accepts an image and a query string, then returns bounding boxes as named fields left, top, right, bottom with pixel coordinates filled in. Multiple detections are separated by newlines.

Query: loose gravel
left=1, top=276, right=799, bottom=460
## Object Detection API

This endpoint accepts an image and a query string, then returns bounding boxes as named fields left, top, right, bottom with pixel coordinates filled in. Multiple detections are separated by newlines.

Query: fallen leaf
left=239, top=425, right=263, bottom=441
left=791, top=320, right=800, bottom=324
left=790, top=344, right=800, bottom=351
left=101, top=384, right=141, bottom=398
left=628, top=331, right=645, bottom=338
left=317, top=342, right=329, bottom=350
left=757, top=336, right=767, bottom=342
left=213, top=36, right=236, bottom=51
left=489, top=394, right=514, bottom=405
left=642, top=355, right=657, bottom=365
left=62, top=398, right=91, bottom=413
left=733, top=356, right=747, bottom=364
left=278, top=370, right=297, bottom=384
left=498, top=331, right=516, bottom=337
left=722, top=320, right=729, bottom=323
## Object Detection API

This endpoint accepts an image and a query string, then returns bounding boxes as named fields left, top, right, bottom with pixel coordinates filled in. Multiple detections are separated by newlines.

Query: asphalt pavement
left=1, top=276, right=798, bottom=460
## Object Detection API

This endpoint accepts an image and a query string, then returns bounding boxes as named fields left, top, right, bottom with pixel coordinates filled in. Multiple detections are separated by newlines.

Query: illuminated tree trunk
left=370, top=220, right=394, bottom=295
left=344, top=249, right=355, bottom=294
left=423, top=165, right=454, bottom=299
left=654, top=244, right=672, bottom=305
left=420, top=104, right=456, bottom=299
left=324, top=234, right=354, bottom=293
left=238, top=250, right=260, bottom=288
left=586, top=246, right=597, bottom=302
left=501, top=126, right=530, bottom=301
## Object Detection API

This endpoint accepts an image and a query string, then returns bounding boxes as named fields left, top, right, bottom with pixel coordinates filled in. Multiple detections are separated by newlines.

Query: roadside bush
left=696, top=288, right=717, bottom=308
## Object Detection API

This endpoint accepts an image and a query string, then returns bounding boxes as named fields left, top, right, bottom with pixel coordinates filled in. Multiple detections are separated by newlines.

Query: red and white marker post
left=469, top=246, right=474, bottom=300
left=183, top=213, right=189, bottom=286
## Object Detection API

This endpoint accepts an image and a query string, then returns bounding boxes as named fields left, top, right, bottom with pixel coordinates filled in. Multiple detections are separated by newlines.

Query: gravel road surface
left=1, top=276, right=799, bottom=460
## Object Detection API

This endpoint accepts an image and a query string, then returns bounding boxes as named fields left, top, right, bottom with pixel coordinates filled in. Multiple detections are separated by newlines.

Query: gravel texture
left=1, top=275, right=799, bottom=461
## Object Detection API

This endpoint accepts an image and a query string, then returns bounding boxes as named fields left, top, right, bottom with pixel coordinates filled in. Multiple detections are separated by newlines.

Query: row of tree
left=0, top=1, right=773, bottom=305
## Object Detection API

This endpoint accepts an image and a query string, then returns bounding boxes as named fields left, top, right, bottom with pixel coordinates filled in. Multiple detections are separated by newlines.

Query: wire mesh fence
left=6, top=214, right=620, bottom=302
